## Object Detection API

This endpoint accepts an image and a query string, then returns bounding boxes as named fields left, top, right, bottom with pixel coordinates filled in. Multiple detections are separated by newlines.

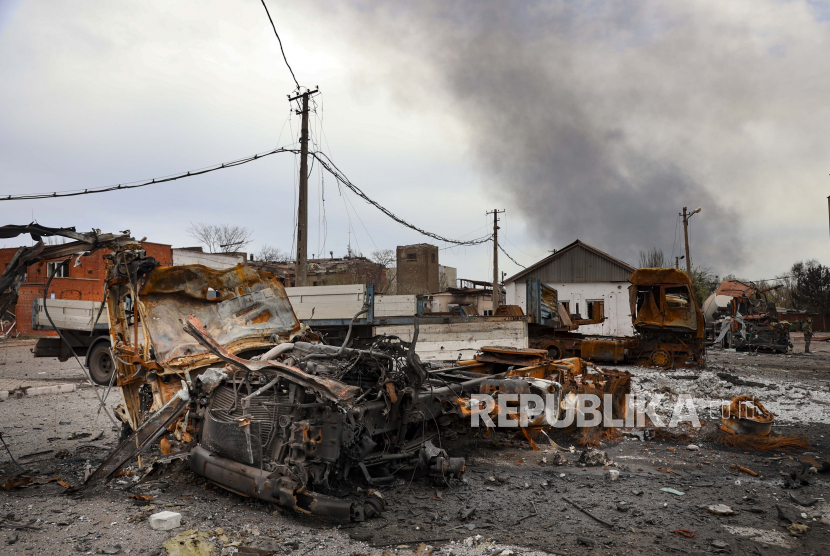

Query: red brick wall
left=1, top=241, right=172, bottom=336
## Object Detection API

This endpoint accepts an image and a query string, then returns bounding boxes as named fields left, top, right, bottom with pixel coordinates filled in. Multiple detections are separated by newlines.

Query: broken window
left=406, top=253, right=417, bottom=262
left=664, top=287, right=691, bottom=308
left=586, top=300, right=605, bottom=322
left=431, top=253, right=436, bottom=263
left=46, top=261, right=69, bottom=278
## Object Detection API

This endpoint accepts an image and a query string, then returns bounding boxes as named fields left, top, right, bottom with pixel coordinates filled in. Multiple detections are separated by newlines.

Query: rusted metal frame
left=183, top=315, right=359, bottom=404
left=82, top=385, right=190, bottom=489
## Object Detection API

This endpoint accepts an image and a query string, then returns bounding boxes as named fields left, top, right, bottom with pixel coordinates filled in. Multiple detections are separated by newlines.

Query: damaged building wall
left=505, top=240, right=637, bottom=337
left=0, top=241, right=172, bottom=336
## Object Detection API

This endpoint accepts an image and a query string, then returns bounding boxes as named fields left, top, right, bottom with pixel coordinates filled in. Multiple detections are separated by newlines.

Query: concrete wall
left=438, top=265, right=457, bottom=291
left=0, top=241, right=171, bottom=336
left=506, top=280, right=634, bottom=336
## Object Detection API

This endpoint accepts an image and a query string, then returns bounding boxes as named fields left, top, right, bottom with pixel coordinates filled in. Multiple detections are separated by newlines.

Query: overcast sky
left=1, top=0, right=829, bottom=283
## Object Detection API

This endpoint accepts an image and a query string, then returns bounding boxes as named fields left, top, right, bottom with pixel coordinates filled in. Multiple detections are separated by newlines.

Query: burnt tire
left=650, top=349, right=672, bottom=369
left=87, top=342, right=115, bottom=386
left=547, top=345, right=562, bottom=360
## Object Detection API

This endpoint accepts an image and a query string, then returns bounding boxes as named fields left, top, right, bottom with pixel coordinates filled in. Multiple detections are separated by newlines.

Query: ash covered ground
left=0, top=336, right=828, bottom=556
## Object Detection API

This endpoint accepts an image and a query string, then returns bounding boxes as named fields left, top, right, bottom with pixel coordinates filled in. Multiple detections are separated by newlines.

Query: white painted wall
left=375, top=320, right=528, bottom=361
left=505, top=281, right=634, bottom=337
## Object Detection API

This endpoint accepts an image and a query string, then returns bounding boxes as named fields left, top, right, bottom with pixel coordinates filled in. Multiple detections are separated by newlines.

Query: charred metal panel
left=580, top=338, right=627, bottom=363
left=140, top=265, right=302, bottom=368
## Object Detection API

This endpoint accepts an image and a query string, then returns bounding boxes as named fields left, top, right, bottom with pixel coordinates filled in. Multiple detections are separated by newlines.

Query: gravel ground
left=0, top=336, right=828, bottom=555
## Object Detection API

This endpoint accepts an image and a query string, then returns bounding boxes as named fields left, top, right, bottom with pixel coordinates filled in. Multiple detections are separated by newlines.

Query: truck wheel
left=547, top=345, right=562, bottom=360
left=650, top=349, right=672, bottom=369
left=88, top=343, right=115, bottom=386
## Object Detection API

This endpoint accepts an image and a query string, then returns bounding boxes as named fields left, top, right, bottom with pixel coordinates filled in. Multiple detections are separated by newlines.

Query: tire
left=547, top=344, right=562, bottom=360
left=87, top=342, right=115, bottom=386
left=650, top=349, right=672, bottom=369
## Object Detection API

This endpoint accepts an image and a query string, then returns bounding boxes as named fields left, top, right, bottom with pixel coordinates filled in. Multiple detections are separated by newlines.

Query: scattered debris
left=788, top=492, right=818, bottom=507
left=721, top=396, right=774, bottom=436
left=707, top=504, right=735, bottom=516
left=674, top=529, right=695, bottom=538
left=786, top=522, right=810, bottom=536
left=162, top=530, right=215, bottom=556
left=149, top=511, right=182, bottom=531
left=578, top=449, right=609, bottom=466
left=730, top=465, right=758, bottom=477
left=660, top=488, right=684, bottom=496
left=563, top=496, right=615, bottom=529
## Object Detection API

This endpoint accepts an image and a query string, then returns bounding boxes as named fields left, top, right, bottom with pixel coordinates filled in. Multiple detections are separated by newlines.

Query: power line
left=498, top=243, right=526, bottom=269
left=0, top=147, right=302, bottom=201
left=259, top=0, right=300, bottom=89
left=500, top=232, right=535, bottom=259
left=1, top=146, right=491, bottom=246
left=310, top=151, right=491, bottom=247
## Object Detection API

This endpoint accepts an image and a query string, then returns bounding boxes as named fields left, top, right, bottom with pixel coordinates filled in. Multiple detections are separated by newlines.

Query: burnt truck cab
left=629, top=268, right=705, bottom=368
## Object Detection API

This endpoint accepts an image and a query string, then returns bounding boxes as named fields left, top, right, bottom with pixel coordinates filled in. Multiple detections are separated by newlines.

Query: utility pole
left=681, top=206, right=701, bottom=276
left=486, top=209, right=505, bottom=311
left=675, top=255, right=684, bottom=269
left=288, top=87, right=319, bottom=287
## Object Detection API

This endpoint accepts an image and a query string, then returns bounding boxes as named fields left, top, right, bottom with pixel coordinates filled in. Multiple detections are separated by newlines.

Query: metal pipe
left=255, top=342, right=294, bottom=362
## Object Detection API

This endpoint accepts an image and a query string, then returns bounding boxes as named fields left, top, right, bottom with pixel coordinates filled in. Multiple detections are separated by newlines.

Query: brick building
left=396, top=244, right=440, bottom=295
left=249, top=256, right=388, bottom=291
left=0, top=242, right=172, bottom=337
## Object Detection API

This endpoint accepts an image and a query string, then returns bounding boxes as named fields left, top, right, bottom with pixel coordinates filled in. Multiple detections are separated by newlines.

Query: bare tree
left=638, top=247, right=666, bottom=268
left=257, top=245, right=293, bottom=263
left=370, top=249, right=396, bottom=294
left=370, top=249, right=395, bottom=268
left=187, top=223, right=252, bottom=253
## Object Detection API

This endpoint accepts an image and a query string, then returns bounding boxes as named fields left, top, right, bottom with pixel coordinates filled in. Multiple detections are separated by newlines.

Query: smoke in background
left=315, top=0, right=830, bottom=270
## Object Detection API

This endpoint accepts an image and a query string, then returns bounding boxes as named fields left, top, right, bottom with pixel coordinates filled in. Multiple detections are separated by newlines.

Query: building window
left=483, top=310, right=493, bottom=316
left=406, top=253, right=417, bottom=262
left=47, top=261, right=69, bottom=278
left=586, top=300, right=605, bottom=321
left=431, top=253, right=436, bottom=263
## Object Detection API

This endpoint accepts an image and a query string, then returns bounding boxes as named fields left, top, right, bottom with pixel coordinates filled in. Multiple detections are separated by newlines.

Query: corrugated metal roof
left=504, top=240, right=636, bottom=284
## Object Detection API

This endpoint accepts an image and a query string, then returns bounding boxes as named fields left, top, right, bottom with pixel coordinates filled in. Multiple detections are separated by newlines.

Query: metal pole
left=682, top=207, right=692, bottom=275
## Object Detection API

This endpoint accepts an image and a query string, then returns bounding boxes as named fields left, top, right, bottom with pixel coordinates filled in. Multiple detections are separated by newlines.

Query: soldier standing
left=804, top=317, right=813, bottom=353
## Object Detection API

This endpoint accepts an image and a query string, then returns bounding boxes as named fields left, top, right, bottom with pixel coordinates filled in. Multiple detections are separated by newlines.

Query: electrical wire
left=258, top=0, right=300, bottom=89
left=0, top=147, right=302, bottom=201
left=1, top=146, right=491, bottom=246
left=500, top=232, right=536, bottom=259
left=310, top=151, right=492, bottom=247
left=498, top=243, right=526, bottom=269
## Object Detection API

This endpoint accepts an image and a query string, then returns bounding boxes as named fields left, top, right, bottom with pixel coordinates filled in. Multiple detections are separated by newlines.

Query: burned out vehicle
left=526, top=270, right=706, bottom=368
left=628, top=268, right=706, bottom=368
left=0, top=225, right=474, bottom=520
left=94, top=255, right=485, bottom=520
left=704, top=280, right=791, bottom=353
left=0, top=224, right=635, bottom=520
